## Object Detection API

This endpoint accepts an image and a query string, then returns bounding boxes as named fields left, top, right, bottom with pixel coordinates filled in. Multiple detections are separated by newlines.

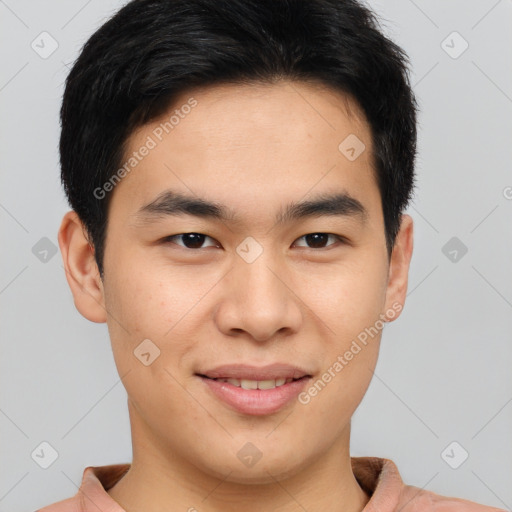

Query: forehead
left=110, top=80, right=381, bottom=227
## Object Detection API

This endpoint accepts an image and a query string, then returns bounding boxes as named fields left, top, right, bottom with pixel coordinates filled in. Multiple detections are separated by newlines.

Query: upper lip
left=197, top=363, right=312, bottom=381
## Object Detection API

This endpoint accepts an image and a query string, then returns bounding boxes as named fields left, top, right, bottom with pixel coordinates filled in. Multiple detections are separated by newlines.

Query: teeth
left=256, top=379, right=276, bottom=390
left=241, top=379, right=258, bottom=389
left=212, top=377, right=296, bottom=389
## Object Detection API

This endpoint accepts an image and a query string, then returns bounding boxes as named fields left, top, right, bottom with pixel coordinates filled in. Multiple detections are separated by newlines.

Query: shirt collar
left=78, top=456, right=403, bottom=511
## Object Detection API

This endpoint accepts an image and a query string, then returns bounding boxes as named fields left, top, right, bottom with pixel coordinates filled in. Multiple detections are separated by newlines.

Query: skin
left=58, top=79, right=413, bottom=512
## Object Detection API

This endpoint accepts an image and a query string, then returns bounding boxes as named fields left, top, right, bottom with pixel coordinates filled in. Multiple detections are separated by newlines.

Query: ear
left=58, top=210, right=107, bottom=323
left=383, top=213, right=414, bottom=321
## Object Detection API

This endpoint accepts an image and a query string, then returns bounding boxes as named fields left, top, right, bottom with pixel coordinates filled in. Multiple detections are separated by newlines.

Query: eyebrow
left=134, top=189, right=369, bottom=226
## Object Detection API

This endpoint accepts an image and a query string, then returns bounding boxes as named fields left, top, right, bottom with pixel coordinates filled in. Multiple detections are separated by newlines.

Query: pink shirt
left=36, top=457, right=506, bottom=512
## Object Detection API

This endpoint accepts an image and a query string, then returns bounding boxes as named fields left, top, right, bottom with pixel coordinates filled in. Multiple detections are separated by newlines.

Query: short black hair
left=60, top=0, right=418, bottom=277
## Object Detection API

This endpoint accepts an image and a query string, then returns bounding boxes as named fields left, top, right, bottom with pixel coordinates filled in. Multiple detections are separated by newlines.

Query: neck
left=107, top=401, right=370, bottom=512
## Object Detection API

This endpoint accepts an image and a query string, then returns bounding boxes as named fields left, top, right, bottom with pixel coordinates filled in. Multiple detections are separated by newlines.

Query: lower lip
left=198, top=376, right=311, bottom=416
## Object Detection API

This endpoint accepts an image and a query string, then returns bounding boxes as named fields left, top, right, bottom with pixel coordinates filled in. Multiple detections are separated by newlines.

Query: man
left=37, top=0, right=505, bottom=510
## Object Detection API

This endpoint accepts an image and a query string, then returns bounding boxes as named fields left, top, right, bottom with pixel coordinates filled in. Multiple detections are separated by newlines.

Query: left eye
left=293, top=233, right=343, bottom=249
left=163, top=232, right=343, bottom=250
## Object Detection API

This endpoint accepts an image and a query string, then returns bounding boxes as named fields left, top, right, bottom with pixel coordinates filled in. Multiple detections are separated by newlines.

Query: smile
left=205, top=376, right=300, bottom=389
left=198, top=375, right=311, bottom=415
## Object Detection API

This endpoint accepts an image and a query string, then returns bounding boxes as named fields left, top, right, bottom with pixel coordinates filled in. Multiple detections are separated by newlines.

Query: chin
left=193, top=442, right=312, bottom=486
left=204, top=461, right=300, bottom=486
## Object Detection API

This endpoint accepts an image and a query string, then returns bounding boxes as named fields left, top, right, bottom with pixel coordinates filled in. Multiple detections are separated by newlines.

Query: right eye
left=161, top=233, right=220, bottom=250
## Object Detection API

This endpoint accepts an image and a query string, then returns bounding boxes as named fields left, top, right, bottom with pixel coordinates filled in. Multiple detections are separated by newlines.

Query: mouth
left=195, top=364, right=313, bottom=415
left=196, top=362, right=311, bottom=382
left=198, top=375, right=309, bottom=390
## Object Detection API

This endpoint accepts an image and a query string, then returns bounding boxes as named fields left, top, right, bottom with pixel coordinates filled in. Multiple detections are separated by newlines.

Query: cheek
left=105, top=258, right=195, bottom=333
left=302, top=258, right=387, bottom=329
left=298, top=258, right=385, bottom=396
left=300, top=327, right=381, bottom=427
left=102, top=264, right=174, bottom=370
left=102, top=266, right=197, bottom=413
left=103, top=255, right=216, bottom=380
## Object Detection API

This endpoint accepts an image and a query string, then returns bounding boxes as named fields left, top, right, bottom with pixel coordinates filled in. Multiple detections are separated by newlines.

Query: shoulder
left=399, top=484, right=507, bottom=512
left=35, top=463, right=129, bottom=512
left=35, top=495, right=82, bottom=512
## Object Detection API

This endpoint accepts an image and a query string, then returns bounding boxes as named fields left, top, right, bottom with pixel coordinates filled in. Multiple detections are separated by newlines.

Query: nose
left=213, top=251, right=303, bottom=343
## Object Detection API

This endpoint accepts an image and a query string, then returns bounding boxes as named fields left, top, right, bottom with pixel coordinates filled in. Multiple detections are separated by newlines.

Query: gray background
left=1, top=1, right=511, bottom=510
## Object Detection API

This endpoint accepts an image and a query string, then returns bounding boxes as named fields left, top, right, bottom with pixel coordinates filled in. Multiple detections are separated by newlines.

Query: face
left=61, top=79, right=413, bottom=484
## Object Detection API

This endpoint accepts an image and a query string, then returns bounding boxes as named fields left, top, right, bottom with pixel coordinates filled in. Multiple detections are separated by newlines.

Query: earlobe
left=383, top=214, right=414, bottom=322
left=58, top=211, right=107, bottom=323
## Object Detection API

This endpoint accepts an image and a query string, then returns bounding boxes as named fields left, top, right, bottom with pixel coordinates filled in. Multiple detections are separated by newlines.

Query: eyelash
left=161, top=232, right=348, bottom=250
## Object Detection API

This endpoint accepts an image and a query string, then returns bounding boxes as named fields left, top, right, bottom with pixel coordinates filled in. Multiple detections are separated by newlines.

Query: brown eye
left=293, top=233, right=343, bottom=249
left=163, top=233, right=218, bottom=249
